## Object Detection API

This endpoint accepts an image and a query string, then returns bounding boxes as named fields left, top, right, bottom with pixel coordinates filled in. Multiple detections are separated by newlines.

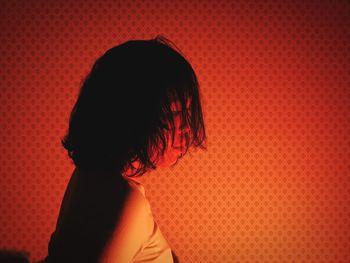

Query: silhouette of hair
left=61, top=35, right=206, bottom=176
left=0, top=249, right=29, bottom=263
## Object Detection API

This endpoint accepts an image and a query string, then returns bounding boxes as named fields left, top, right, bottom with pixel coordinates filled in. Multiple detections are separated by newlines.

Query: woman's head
left=62, top=35, right=206, bottom=176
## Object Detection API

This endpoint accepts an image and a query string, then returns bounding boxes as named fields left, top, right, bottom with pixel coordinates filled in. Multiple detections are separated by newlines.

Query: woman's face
left=155, top=99, right=192, bottom=167
left=122, top=98, right=191, bottom=176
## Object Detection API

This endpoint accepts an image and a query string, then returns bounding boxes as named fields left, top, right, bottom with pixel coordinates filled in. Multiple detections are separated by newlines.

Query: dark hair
left=61, top=35, right=206, bottom=176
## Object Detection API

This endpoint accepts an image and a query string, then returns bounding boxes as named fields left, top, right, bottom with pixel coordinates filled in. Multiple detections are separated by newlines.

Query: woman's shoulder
left=120, top=175, right=152, bottom=216
left=99, top=177, right=155, bottom=262
left=66, top=169, right=150, bottom=221
left=122, top=175, right=146, bottom=196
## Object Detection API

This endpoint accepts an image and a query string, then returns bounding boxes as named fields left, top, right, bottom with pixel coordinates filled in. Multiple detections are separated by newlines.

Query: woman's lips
left=172, top=146, right=184, bottom=154
left=174, top=147, right=185, bottom=158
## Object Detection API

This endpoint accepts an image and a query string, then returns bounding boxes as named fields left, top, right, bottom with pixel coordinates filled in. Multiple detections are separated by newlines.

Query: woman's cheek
left=157, top=148, right=178, bottom=167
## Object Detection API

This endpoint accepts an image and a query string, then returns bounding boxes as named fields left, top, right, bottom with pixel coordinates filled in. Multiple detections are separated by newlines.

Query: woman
left=41, top=35, right=206, bottom=263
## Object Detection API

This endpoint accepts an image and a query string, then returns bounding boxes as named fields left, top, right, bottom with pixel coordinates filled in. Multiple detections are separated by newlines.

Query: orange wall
left=0, top=1, right=349, bottom=262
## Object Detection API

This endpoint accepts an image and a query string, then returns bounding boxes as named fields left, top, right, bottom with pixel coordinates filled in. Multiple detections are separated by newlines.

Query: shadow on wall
left=0, top=250, right=29, bottom=263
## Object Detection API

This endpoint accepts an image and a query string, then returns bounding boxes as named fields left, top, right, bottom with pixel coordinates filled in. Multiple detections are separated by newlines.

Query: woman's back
left=43, top=169, right=173, bottom=263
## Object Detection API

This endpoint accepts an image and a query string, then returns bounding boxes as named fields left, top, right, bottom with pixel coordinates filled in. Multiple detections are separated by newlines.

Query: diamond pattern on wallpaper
left=0, top=1, right=349, bottom=262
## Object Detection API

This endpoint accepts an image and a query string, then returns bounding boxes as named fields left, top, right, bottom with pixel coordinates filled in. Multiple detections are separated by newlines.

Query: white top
left=121, top=176, right=174, bottom=263
left=42, top=169, right=174, bottom=263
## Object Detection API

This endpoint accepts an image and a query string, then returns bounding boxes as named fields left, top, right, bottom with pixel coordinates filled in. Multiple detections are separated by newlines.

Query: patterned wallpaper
left=0, top=0, right=349, bottom=262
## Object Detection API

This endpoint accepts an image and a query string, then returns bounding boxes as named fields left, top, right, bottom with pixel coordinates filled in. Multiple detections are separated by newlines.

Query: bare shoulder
left=119, top=177, right=150, bottom=215
left=99, top=178, right=154, bottom=263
